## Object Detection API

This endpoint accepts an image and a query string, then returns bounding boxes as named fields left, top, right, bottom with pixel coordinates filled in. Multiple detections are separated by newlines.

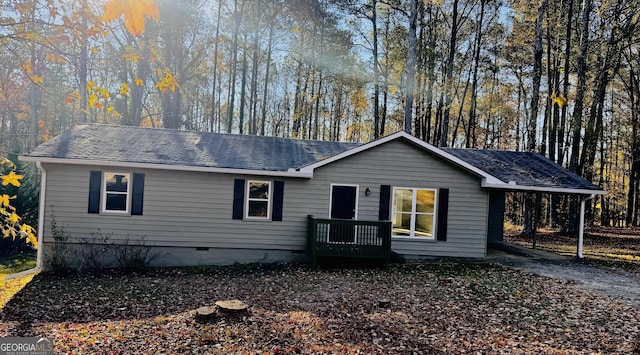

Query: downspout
left=5, top=161, right=46, bottom=280
left=577, top=193, right=596, bottom=259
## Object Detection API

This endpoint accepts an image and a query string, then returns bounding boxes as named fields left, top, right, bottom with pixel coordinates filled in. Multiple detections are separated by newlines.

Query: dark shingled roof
left=25, top=125, right=603, bottom=193
left=25, top=124, right=359, bottom=171
left=441, top=148, right=602, bottom=191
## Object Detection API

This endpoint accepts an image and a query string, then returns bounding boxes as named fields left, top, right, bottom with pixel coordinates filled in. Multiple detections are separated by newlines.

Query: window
left=245, top=180, right=271, bottom=219
left=392, top=188, right=436, bottom=238
left=102, top=172, right=130, bottom=213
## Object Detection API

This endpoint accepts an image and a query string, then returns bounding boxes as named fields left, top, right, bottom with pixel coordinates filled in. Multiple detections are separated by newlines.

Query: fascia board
left=481, top=180, right=607, bottom=195
left=19, top=156, right=314, bottom=178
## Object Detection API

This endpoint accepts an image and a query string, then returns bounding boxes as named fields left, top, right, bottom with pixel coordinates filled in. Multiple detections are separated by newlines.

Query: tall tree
left=403, top=0, right=418, bottom=134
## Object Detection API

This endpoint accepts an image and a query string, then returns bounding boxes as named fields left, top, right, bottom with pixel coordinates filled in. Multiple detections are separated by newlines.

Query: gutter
left=481, top=180, right=607, bottom=196
left=20, top=156, right=314, bottom=179
left=5, top=162, right=46, bottom=280
left=577, top=193, right=597, bottom=259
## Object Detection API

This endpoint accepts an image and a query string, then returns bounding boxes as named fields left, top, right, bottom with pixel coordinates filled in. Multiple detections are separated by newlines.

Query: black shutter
left=379, top=185, right=391, bottom=220
left=131, top=173, right=145, bottom=215
left=88, top=171, right=102, bottom=214
left=232, top=179, right=245, bottom=220
left=436, top=188, right=449, bottom=241
left=272, top=180, right=284, bottom=221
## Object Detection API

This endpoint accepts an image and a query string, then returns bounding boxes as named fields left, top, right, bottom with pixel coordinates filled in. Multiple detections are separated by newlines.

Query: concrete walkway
left=487, top=242, right=640, bottom=302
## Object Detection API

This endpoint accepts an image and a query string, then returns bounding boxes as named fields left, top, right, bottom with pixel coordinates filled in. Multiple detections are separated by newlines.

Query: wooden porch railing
left=307, top=215, right=392, bottom=268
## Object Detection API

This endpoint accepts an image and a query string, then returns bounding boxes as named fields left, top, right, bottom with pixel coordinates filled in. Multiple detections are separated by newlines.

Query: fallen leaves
left=1, top=263, right=639, bottom=354
left=0, top=273, right=34, bottom=310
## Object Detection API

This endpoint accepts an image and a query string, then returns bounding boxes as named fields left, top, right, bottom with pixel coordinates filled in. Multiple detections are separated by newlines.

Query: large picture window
left=102, top=172, right=130, bottom=213
left=245, top=180, right=271, bottom=219
left=392, top=188, right=436, bottom=238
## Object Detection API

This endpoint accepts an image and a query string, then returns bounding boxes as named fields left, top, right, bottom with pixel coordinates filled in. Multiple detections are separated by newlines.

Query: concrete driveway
left=488, top=242, right=640, bottom=302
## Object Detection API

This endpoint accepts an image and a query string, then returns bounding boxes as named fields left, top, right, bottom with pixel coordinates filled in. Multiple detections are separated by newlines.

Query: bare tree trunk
left=466, top=0, right=485, bottom=148
left=569, top=0, right=592, bottom=174
left=371, top=0, right=380, bottom=139
left=439, top=0, right=460, bottom=147
left=249, top=33, right=260, bottom=135
left=403, top=0, right=418, bottom=134
left=626, top=57, right=640, bottom=226
left=528, top=0, right=547, bottom=152
left=313, top=71, right=323, bottom=140
left=227, top=0, right=244, bottom=133
left=210, top=0, right=222, bottom=132
left=261, top=17, right=275, bottom=136
left=79, top=4, right=88, bottom=124
left=238, top=36, right=248, bottom=134
left=559, top=0, right=574, bottom=166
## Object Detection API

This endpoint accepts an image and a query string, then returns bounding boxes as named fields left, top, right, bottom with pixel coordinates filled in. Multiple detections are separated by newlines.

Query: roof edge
left=19, top=156, right=314, bottom=178
left=482, top=181, right=607, bottom=195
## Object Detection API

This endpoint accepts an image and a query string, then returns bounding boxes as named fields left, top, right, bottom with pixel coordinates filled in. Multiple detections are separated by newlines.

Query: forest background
left=1, top=0, right=640, bottom=252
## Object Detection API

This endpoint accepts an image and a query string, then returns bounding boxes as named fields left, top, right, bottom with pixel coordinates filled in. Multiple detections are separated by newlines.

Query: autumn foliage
left=0, top=159, right=37, bottom=247
left=102, top=0, right=160, bottom=36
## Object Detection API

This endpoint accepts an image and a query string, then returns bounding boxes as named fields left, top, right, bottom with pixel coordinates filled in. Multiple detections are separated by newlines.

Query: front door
left=329, top=185, right=358, bottom=243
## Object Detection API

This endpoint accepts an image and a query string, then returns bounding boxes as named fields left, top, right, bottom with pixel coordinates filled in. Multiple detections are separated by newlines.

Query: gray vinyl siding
left=307, top=140, right=489, bottom=258
left=40, top=138, right=489, bottom=262
left=42, top=163, right=312, bottom=250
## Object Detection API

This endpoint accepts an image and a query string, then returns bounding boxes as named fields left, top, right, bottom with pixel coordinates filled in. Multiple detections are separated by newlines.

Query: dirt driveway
left=489, top=244, right=640, bottom=302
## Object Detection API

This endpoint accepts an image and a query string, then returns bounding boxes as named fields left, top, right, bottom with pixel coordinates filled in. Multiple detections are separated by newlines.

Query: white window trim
left=101, top=172, right=131, bottom=214
left=245, top=180, right=272, bottom=220
left=391, top=187, right=437, bottom=239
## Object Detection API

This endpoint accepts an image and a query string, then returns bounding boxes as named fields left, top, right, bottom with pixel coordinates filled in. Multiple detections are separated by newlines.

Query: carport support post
left=577, top=194, right=597, bottom=259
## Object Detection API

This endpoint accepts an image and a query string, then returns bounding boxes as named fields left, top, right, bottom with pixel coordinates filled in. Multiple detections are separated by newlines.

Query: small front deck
left=307, top=215, right=392, bottom=267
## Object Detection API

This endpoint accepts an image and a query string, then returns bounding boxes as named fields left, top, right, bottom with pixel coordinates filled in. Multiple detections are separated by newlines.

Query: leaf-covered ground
left=0, top=252, right=36, bottom=309
left=1, top=262, right=639, bottom=354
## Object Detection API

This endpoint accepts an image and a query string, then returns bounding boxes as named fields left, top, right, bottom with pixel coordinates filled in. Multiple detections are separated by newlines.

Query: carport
left=440, top=148, right=607, bottom=258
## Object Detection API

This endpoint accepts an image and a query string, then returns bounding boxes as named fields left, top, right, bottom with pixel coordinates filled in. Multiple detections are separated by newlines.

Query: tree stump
left=215, top=299, right=249, bottom=314
left=195, top=306, right=216, bottom=323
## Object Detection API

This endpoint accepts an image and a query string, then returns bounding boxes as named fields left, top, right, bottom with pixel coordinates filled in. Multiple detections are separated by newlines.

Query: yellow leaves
left=87, top=81, right=111, bottom=109
left=31, top=75, right=44, bottom=84
left=119, top=83, right=130, bottom=96
left=38, top=119, right=51, bottom=141
left=551, top=93, right=567, bottom=108
left=1, top=171, right=23, bottom=187
left=102, top=0, right=160, bottom=37
left=22, top=63, right=33, bottom=75
left=123, top=52, right=140, bottom=63
left=0, top=157, right=37, bottom=248
left=20, top=224, right=38, bottom=247
left=155, top=68, right=178, bottom=93
left=0, top=195, right=9, bottom=208
left=0, top=272, right=35, bottom=309
left=135, top=78, right=144, bottom=86
left=8, top=213, right=20, bottom=225
left=0, top=194, right=16, bottom=210
left=0, top=158, right=16, bottom=170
